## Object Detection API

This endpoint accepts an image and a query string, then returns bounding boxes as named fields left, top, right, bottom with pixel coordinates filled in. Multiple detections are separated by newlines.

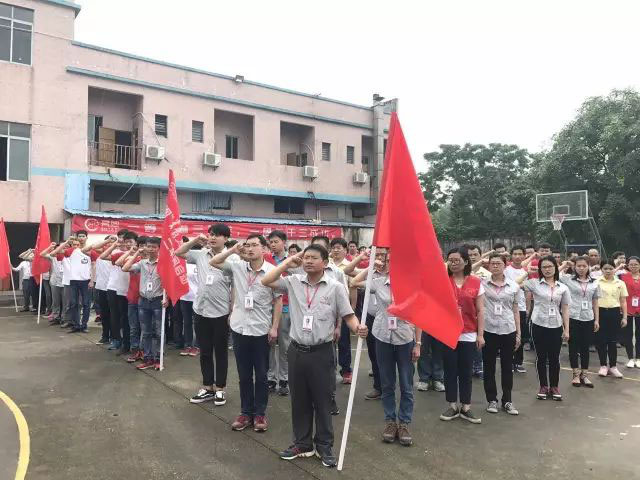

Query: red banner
left=72, top=215, right=343, bottom=240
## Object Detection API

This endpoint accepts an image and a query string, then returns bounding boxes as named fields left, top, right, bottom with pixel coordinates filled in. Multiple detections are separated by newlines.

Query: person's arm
left=593, top=297, right=600, bottom=332
left=40, top=243, right=56, bottom=258
left=343, top=313, right=368, bottom=338
left=412, top=327, right=423, bottom=362
left=521, top=252, right=538, bottom=269
left=269, top=296, right=283, bottom=345
left=561, top=302, right=570, bottom=341
left=350, top=267, right=369, bottom=288
left=18, top=248, right=33, bottom=260
left=50, top=240, right=69, bottom=257
left=209, top=243, right=241, bottom=269
left=620, top=293, right=628, bottom=327
left=83, top=236, right=115, bottom=254
left=513, top=297, right=521, bottom=350
left=115, top=247, right=137, bottom=267
left=525, top=291, right=533, bottom=317
left=475, top=294, right=485, bottom=349
left=176, top=235, right=207, bottom=259
left=343, top=252, right=367, bottom=276
left=261, top=252, right=303, bottom=288
left=558, top=261, right=573, bottom=274
left=121, top=253, right=141, bottom=272
left=99, top=241, right=118, bottom=260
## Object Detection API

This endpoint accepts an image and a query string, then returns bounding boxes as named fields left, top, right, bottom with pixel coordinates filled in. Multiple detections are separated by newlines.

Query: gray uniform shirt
left=524, top=278, right=572, bottom=328
left=130, top=259, right=163, bottom=299
left=221, top=259, right=281, bottom=336
left=273, top=273, right=354, bottom=346
left=46, top=255, right=64, bottom=288
left=370, top=276, right=415, bottom=345
left=186, top=249, right=232, bottom=318
left=364, top=270, right=385, bottom=318
left=559, top=274, right=600, bottom=321
left=482, top=278, right=519, bottom=335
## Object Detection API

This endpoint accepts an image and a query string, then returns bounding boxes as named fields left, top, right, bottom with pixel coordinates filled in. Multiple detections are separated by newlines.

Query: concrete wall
left=88, top=88, right=138, bottom=132
left=213, top=109, right=254, bottom=161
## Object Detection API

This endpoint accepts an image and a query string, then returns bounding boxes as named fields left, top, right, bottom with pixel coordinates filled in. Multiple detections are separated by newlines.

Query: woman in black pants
left=559, top=256, right=600, bottom=387
left=620, top=257, right=640, bottom=369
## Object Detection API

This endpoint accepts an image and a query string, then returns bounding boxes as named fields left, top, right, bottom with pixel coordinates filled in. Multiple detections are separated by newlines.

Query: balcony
left=88, top=141, right=142, bottom=170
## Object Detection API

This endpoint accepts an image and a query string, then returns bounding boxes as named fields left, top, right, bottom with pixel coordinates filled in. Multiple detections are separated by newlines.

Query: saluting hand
left=286, top=250, right=304, bottom=268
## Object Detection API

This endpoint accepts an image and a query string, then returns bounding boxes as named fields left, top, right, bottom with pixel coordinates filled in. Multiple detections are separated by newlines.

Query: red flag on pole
left=31, top=206, right=51, bottom=284
left=373, top=113, right=463, bottom=348
left=157, top=170, right=189, bottom=305
left=0, top=218, right=10, bottom=279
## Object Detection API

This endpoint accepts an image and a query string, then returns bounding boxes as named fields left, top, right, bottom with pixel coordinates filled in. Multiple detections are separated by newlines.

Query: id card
left=494, top=304, right=503, bottom=315
left=632, top=297, right=639, bottom=308
left=146, top=282, right=153, bottom=292
left=548, top=306, right=557, bottom=316
left=388, top=316, right=398, bottom=330
left=244, top=294, right=254, bottom=310
left=302, top=315, right=314, bottom=331
left=205, top=274, right=214, bottom=285
left=581, top=300, right=589, bottom=310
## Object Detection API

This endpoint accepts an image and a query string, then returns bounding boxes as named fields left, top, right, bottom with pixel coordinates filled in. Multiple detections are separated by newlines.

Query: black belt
left=291, top=340, right=332, bottom=353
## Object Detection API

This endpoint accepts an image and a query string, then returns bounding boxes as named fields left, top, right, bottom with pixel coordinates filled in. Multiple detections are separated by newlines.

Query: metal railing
left=88, top=141, right=142, bottom=170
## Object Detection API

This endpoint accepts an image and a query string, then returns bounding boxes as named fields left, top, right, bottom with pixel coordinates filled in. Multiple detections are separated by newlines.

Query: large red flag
left=373, top=113, right=463, bottom=348
left=158, top=170, right=189, bottom=305
left=0, top=218, right=10, bottom=279
left=31, top=206, right=51, bottom=284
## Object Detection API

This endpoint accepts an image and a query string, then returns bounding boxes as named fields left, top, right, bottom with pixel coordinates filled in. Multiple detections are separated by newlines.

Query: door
left=97, top=127, right=115, bottom=166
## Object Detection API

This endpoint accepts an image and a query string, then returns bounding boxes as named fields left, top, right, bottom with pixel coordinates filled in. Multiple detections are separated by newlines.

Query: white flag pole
left=337, top=245, right=377, bottom=471
left=159, top=290, right=167, bottom=371
left=8, top=254, right=18, bottom=312
left=37, top=274, right=43, bottom=324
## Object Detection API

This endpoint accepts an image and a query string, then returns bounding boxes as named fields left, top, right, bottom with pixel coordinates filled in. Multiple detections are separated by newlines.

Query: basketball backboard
left=535, top=190, right=588, bottom=223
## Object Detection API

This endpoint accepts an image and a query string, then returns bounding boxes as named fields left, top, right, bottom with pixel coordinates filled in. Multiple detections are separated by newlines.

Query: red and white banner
left=72, top=215, right=343, bottom=240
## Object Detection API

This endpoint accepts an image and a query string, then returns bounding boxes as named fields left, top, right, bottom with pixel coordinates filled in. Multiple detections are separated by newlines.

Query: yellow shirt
left=596, top=277, right=628, bottom=308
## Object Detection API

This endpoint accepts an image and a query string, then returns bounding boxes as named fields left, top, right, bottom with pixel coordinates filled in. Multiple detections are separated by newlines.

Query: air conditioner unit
left=303, top=166, right=318, bottom=179
left=145, top=145, right=165, bottom=161
left=353, top=172, right=368, bottom=184
left=203, top=152, right=221, bottom=168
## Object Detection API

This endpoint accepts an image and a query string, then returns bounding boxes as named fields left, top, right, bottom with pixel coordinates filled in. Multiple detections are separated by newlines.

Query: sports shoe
left=136, top=360, right=155, bottom=370
left=94, top=315, right=101, bottom=323
left=95, top=338, right=110, bottom=345
left=214, top=390, right=226, bottom=406
left=179, top=348, right=191, bottom=357
left=486, top=401, right=499, bottom=413
left=439, top=406, right=460, bottom=421
left=368, top=369, right=373, bottom=377
left=279, top=445, right=315, bottom=460
left=626, top=359, right=635, bottom=368
left=126, top=350, right=143, bottom=363
left=253, top=415, right=268, bottom=432
left=433, top=380, right=445, bottom=392
left=609, top=367, right=623, bottom=378
left=515, top=364, right=527, bottom=373
left=188, top=347, right=200, bottom=357
left=503, top=402, right=519, bottom=415
left=278, top=381, right=289, bottom=396
left=397, top=423, right=413, bottom=446
left=153, top=361, right=161, bottom=370
left=580, top=371, right=594, bottom=388
left=598, top=366, right=608, bottom=376
left=190, top=388, right=216, bottom=404
left=315, top=446, right=337, bottom=468
left=416, top=381, right=429, bottom=391
left=472, top=370, right=484, bottom=380
left=460, top=408, right=481, bottom=424
left=108, top=340, right=121, bottom=351
left=268, top=380, right=277, bottom=393
left=231, top=414, right=253, bottom=431
left=382, top=421, right=398, bottom=443
left=550, top=387, right=562, bottom=401
left=635, top=359, right=640, bottom=368
left=365, top=389, right=381, bottom=400
left=537, top=386, right=549, bottom=400
left=342, top=372, right=353, bottom=384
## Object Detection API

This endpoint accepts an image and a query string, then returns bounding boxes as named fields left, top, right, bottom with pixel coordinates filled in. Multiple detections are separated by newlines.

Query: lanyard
left=549, top=284, right=556, bottom=306
left=579, top=280, right=588, bottom=298
left=305, top=284, right=321, bottom=309
left=492, top=282, right=505, bottom=297
left=247, top=271, right=260, bottom=289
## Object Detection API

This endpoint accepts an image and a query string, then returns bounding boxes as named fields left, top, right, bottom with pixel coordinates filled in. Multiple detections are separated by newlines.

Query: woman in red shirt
left=620, top=256, right=640, bottom=369
left=439, top=247, right=485, bottom=424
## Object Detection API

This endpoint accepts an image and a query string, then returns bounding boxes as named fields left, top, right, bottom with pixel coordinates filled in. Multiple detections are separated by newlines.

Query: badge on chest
left=244, top=293, right=254, bottom=310
left=632, top=297, right=639, bottom=308
left=146, top=282, right=153, bottom=292
left=494, top=304, right=503, bottom=315
left=205, top=274, right=214, bottom=285
left=302, top=315, right=314, bottom=331
left=388, top=316, right=398, bottom=330
left=548, top=306, right=557, bottom=316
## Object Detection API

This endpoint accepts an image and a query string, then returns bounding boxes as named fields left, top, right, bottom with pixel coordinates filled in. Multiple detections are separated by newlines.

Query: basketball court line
left=0, top=390, right=30, bottom=480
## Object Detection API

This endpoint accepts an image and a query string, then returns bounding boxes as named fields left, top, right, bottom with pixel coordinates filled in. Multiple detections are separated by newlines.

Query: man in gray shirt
left=261, top=244, right=368, bottom=469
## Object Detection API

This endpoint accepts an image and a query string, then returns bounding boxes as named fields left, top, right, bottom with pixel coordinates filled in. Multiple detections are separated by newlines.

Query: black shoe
left=95, top=338, right=110, bottom=345
left=190, top=388, right=216, bottom=404
left=278, top=381, right=289, bottom=396
left=315, top=446, right=337, bottom=468
left=116, top=347, right=130, bottom=356
left=279, top=444, right=315, bottom=460
left=268, top=380, right=277, bottom=393
left=20, top=307, right=30, bottom=312
left=67, top=327, right=82, bottom=333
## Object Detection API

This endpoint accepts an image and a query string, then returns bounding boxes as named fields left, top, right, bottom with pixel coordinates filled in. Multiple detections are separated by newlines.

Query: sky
left=73, top=0, right=640, bottom=171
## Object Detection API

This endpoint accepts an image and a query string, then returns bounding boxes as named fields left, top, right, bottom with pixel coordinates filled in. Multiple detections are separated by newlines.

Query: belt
left=291, top=340, right=332, bottom=353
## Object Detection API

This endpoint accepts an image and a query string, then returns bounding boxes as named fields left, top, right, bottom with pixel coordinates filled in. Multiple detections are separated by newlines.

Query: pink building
left=0, top=0, right=395, bottom=265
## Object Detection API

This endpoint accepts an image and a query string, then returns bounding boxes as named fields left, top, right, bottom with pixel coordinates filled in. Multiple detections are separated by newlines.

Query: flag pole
left=159, top=290, right=167, bottom=371
left=37, top=274, right=43, bottom=324
left=337, top=245, right=377, bottom=471
left=8, top=254, right=18, bottom=312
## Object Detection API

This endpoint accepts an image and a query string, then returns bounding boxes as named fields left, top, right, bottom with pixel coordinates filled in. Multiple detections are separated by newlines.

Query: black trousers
left=568, top=319, right=594, bottom=369
left=233, top=332, right=270, bottom=417
left=194, top=314, right=229, bottom=388
left=623, top=315, right=640, bottom=359
left=96, top=289, right=111, bottom=341
left=288, top=341, right=334, bottom=450
left=365, top=314, right=380, bottom=391
left=532, top=324, right=562, bottom=388
left=482, top=331, right=516, bottom=404
left=596, top=307, right=621, bottom=367
left=107, top=290, right=128, bottom=344
left=443, top=340, right=475, bottom=405
left=513, top=311, right=527, bottom=366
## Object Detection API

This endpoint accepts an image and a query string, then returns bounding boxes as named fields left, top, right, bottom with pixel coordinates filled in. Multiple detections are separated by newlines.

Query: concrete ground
left=1, top=306, right=639, bottom=480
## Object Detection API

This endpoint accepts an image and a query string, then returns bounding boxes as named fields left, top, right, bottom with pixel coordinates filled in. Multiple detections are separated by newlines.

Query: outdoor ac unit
left=203, top=152, right=222, bottom=168
left=145, top=145, right=165, bottom=161
left=303, top=166, right=318, bottom=179
left=353, top=172, right=368, bottom=184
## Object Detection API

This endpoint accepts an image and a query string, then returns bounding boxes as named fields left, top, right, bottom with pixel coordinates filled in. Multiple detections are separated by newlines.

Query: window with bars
left=225, top=135, right=239, bottom=159
left=346, top=145, right=355, bottom=164
left=321, top=142, right=331, bottom=161
left=274, top=197, right=305, bottom=214
left=0, top=121, right=30, bottom=181
left=0, top=2, right=33, bottom=65
left=155, top=114, right=167, bottom=137
left=192, top=191, right=231, bottom=211
left=192, top=120, right=204, bottom=143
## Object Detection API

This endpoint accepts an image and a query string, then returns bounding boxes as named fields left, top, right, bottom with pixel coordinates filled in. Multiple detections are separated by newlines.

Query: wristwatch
left=416, top=341, right=422, bottom=346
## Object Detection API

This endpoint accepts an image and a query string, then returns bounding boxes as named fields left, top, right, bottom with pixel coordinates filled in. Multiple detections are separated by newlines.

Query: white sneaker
left=627, top=359, right=636, bottom=368
left=609, top=367, right=623, bottom=378
left=433, top=380, right=446, bottom=392
left=486, top=401, right=499, bottom=413
left=598, top=366, right=608, bottom=377
left=416, top=381, right=429, bottom=392
left=635, top=359, right=640, bottom=368
left=214, top=390, right=227, bottom=405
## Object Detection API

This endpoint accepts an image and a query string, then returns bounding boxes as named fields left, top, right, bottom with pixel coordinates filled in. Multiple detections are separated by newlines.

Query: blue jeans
left=417, top=333, right=444, bottom=382
left=69, top=280, right=90, bottom=328
left=128, top=303, right=141, bottom=350
left=139, top=297, right=163, bottom=361
left=376, top=339, right=415, bottom=424
left=177, top=300, right=196, bottom=348
left=338, top=321, right=352, bottom=374
left=232, top=331, right=270, bottom=417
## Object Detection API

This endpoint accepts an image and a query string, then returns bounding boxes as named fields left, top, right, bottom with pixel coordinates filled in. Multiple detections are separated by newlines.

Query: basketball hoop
left=551, top=214, right=566, bottom=231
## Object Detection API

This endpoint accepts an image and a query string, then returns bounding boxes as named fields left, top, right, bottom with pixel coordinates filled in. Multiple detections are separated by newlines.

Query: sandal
left=571, top=370, right=581, bottom=387
left=580, top=371, right=594, bottom=389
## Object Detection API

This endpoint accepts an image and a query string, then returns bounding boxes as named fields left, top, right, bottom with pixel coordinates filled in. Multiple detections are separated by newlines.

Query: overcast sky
left=74, top=0, right=640, bottom=170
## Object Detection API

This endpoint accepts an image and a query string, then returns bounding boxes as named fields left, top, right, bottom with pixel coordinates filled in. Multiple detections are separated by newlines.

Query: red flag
left=158, top=170, right=189, bottom=305
left=31, top=206, right=51, bottom=284
left=0, top=218, right=10, bottom=279
left=373, top=113, right=463, bottom=348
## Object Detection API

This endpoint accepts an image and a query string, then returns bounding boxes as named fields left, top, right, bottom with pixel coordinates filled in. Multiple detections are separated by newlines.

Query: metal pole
left=37, top=274, right=43, bottom=324
left=8, top=254, right=18, bottom=312
left=159, top=290, right=166, bottom=371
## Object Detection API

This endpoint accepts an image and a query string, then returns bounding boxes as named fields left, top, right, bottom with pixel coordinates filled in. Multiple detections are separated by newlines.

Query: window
left=93, top=184, right=141, bottom=204
left=346, top=145, right=355, bottom=164
left=192, top=120, right=203, bottom=143
left=274, top=197, right=305, bottom=215
left=0, top=120, right=30, bottom=181
left=0, top=3, right=33, bottom=65
left=322, top=142, right=331, bottom=161
left=87, top=115, right=103, bottom=143
left=362, top=155, right=369, bottom=173
left=192, top=191, right=231, bottom=211
left=225, top=135, right=238, bottom=159
left=155, top=114, right=167, bottom=137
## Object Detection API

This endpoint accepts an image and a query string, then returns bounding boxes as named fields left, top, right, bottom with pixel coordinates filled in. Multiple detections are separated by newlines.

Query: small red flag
left=373, top=113, right=463, bottom=348
left=31, top=206, right=51, bottom=284
left=158, top=170, right=189, bottom=305
left=0, top=218, right=11, bottom=279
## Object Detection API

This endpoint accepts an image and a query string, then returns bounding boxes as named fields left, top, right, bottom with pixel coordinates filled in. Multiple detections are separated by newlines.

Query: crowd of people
left=9, top=229, right=640, bottom=468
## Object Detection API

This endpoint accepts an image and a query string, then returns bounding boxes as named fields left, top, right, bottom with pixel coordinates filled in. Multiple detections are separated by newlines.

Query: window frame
left=155, top=114, right=168, bottom=138
left=93, top=184, right=141, bottom=205
left=0, top=121, right=31, bottom=182
left=346, top=145, right=355, bottom=164
left=192, top=191, right=232, bottom=212
left=321, top=142, right=331, bottom=161
left=225, top=135, right=239, bottom=159
left=192, top=120, right=204, bottom=143
left=0, top=3, right=34, bottom=66
left=274, top=197, right=305, bottom=215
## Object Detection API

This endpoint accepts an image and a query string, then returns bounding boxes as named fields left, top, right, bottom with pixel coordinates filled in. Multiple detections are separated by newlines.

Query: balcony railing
left=88, top=141, right=142, bottom=170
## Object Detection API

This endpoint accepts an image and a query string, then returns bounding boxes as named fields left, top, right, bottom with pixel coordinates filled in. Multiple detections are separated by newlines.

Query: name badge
left=548, top=306, right=557, bottom=316
left=205, top=274, right=214, bottom=285
left=146, top=282, right=153, bottom=292
left=581, top=300, right=589, bottom=310
left=302, top=315, right=314, bottom=331
left=633, top=297, right=639, bottom=307
left=388, top=316, right=398, bottom=330
left=494, top=304, right=503, bottom=315
left=244, top=294, right=254, bottom=310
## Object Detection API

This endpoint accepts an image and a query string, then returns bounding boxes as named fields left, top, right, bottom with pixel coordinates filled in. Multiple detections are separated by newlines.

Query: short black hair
left=146, top=237, right=161, bottom=246
left=466, top=244, right=481, bottom=255
left=358, top=246, right=366, bottom=251
left=267, top=230, right=287, bottom=242
left=225, top=240, right=238, bottom=248
left=552, top=249, right=562, bottom=254
left=311, top=235, right=330, bottom=248
left=124, top=231, right=138, bottom=241
left=627, top=256, right=640, bottom=265
left=600, top=258, right=616, bottom=269
left=511, top=245, right=525, bottom=255
left=539, top=255, right=559, bottom=281
left=117, top=229, right=129, bottom=237
left=493, top=242, right=507, bottom=250
left=182, top=236, right=189, bottom=243
left=538, top=242, right=552, bottom=250
left=447, top=247, right=471, bottom=276
left=246, top=234, right=267, bottom=247
left=304, top=244, right=329, bottom=261
left=330, top=237, right=348, bottom=249
left=611, top=251, right=625, bottom=261
left=75, top=229, right=88, bottom=236
left=525, top=244, right=535, bottom=250
left=348, top=240, right=358, bottom=247
left=288, top=243, right=302, bottom=253
left=208, top=223, right=231, bottom=238
left=567, top=250, right=579, bottom=257
left=488, top=253, right=507, bottom=265
left=136, top=235, right=148, bottom=247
